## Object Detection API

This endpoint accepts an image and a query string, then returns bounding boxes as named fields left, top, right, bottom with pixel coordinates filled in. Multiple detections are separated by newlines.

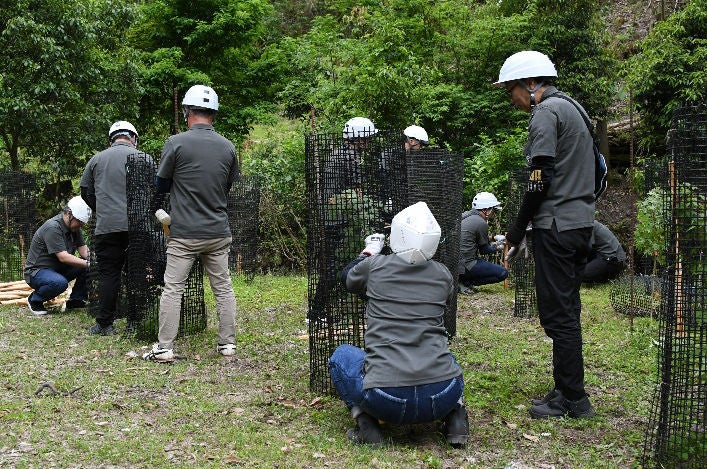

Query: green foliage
left=0, top=0, right=141, bottom=177
left=625, top=0, right=707, bottom=151
left=328, top=189, right=382, bottom=262
left=464, top=128, right=527, bottom=207
left=635, top=187, right=667, bottom=265
left=241, top=123, right=307, bottom=270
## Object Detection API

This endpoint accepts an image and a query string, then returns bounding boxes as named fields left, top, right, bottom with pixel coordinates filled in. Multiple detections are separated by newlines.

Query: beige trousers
left=158, top=237, right=236, bottom=349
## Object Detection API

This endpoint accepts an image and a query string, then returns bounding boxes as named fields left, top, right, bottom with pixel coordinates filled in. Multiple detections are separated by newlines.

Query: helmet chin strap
left=519, top=80, right=546, bottom=109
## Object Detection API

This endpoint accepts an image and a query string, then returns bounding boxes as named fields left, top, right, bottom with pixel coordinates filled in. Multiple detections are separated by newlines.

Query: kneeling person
left=328, top=202, right=469, bottom=447
left=24, top=196, right=91, bottom=316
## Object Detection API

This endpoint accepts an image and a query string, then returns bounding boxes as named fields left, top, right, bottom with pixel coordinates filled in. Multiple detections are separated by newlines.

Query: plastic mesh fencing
left=642, top=103, right=707, bottom=468
left=227, top=175, right=261, bottom=278
left=306, top=131, right=463, bottom=393
left=0, top=171, right=39, bottom=282
left=505, top=168, right=538, bottom=318
left=406, top=148, right=464, bottom=335
left=610, top=157, right=670, bottom=319
left=124, top=152, right=206, bottom=340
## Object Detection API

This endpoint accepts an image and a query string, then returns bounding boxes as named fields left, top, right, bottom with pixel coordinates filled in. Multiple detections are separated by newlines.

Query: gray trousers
left=158, top=237, right=236, bottom=349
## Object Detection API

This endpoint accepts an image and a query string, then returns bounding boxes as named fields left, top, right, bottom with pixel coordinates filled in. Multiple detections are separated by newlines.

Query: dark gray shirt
left=459, top=209, right=490, bottom=273
left=24, top=214, right=85, bottom=277
left=345, top=254, right=461, bottom=389
left=591, top=221, right=626, bottom=262
left=157, top=123, right=239, bottom=238
left=527, top=87, right=595, bottom=231
left=80, top=142, right=148, bottom=235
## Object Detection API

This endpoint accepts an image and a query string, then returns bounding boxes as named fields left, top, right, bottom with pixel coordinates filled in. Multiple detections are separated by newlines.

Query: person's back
left=346, top=253, right=457, bottom=388
left=159, top=125, right=237, bottom=239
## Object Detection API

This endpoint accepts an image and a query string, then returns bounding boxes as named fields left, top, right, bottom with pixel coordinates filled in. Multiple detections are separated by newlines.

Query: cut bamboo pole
left=669, top=160, right=685, bottom=336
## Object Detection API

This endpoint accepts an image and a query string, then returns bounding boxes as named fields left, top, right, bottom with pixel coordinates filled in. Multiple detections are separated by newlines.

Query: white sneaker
left=217, top=343, right=236, bottom=356
left=142, top=343, right=174, bottom=362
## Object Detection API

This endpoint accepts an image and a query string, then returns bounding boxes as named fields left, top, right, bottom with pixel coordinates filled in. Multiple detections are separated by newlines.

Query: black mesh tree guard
left=306, top=130, right=463, bottom=394
left=0, top=171, right=39, bottom=282
left=124, top=152, right=206, bottom=340
left=505, top=168, right=538, bottom=318
left=610, top=157, right=671, bottom=319
left=642, top=103, right=707, bottom=468
left=227, top=175, right=261, bottom=278
left=406, top=149, right=464, bottom=335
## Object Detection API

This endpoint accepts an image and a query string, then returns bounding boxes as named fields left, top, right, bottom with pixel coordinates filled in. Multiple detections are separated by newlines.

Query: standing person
left=583, top=221, right=626, bottom=284
left=24, top=197, right=91, bottom=315
left=308, top=117, right=374, bottom=321
left=143, top=84, right=239, bottom=362
left=458, top=192, right=508, bottom=293
left=81, top=121, right=143, bottom=335
left=496, top=51, right=596, bottom=419
left=329, top=202, right=469, bottom=447
left=403, top=125, right=429, bottom=152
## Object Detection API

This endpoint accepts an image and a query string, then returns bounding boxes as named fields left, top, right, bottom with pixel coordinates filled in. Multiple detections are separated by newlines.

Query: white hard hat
left=472, top=192, right=501, bottom=210
left=389, top=201, right=441, bottom=264
left=182, top=85, right=219, bottom=111
left=66, top=196, right=92, bottom=223
left=108, top=121, right=138, bottom=143
left=343, top=117, right=378, bottom=140
left=404, top=125, right=429, bottom=145
left=493, top=50, right=557, bottom=86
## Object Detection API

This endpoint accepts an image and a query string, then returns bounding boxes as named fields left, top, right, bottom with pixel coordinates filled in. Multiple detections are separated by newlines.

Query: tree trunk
left=597, top=119, right=610, bottom=170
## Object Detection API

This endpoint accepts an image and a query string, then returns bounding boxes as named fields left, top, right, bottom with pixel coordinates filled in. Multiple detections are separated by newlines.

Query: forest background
left=1, top=0, right=705, bottom=271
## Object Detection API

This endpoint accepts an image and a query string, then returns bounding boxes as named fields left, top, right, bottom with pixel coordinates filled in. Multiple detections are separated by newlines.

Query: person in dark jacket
left=497, top=51, right=596, bottom=419
left=583, top=221, right=626, bottom=283
left=328, top=202, right=469, bottom=447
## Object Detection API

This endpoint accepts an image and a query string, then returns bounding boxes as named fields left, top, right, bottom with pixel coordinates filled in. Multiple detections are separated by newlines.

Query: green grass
left=0, top=276, right=658, bottom=468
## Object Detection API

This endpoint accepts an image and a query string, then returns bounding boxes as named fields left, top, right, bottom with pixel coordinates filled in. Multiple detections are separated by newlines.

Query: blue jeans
left=329, top=344, right=464, bottom=424
left=459, top=258, right=508, bottom=286
left=27, top=266, right=87, bottom=303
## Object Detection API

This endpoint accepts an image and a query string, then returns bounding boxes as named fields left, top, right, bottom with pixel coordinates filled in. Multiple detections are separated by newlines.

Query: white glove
left=362, top=233, right=385, bottom=256
left=155, top=209, right=171, bottom=225
left=505, top=236, right=529, bottom=263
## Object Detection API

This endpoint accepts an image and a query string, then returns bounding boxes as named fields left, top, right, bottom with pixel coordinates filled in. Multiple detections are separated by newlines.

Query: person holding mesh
left=328, top=202, right=469, bottom=448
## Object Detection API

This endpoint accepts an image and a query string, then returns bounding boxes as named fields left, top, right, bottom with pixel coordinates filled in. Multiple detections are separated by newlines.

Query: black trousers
left=583, top=255, right=625, bottom=283
left=94, top=231, right=129, bottom=327
left=533, top=223, right=592, bottom=401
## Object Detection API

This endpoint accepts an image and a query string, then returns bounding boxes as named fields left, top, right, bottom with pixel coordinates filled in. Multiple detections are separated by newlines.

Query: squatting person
left=328, top=202, right=469, bottom=447
left=24, top=196, right=91, bottom=316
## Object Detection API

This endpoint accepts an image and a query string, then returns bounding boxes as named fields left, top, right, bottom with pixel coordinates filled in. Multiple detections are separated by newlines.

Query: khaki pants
left=158, top=237, right=236, bottom=349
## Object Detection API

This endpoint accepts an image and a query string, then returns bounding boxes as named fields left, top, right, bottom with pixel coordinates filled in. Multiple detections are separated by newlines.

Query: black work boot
left=529, top=390, right=596, bottom=419
left=346, top=412, right=383, bottom=446
left=531, top=388, right=559, bottom=406
left=443, top=405, right=470, bottom=448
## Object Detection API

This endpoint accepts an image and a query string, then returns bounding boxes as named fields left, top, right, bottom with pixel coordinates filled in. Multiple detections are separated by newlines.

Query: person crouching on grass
left=328, top=201, right=469, bottom=447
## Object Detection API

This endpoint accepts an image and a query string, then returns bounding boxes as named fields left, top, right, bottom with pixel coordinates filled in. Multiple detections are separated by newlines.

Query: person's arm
left=507, top=156, right=554, bottom=244
left=77, top=244, right=89, bottom=260
left=55, top=251, right=89, bottom=268
left=80, top=186, right=96, bottom=211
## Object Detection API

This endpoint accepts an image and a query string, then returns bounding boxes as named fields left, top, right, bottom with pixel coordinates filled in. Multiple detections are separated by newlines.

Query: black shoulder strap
left=545, top=92, right=597, bottom=142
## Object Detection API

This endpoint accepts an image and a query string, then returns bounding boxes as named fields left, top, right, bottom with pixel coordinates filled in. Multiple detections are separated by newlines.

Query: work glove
left=505, top=236, right=528, bottom=263
left=362, top=233, right=385, bottom=256
left=492, top=234, right=506, bottom=251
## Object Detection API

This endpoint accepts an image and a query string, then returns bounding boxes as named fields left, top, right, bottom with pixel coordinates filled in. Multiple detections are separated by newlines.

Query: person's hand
left=362, top=233, right=385, bottom=256
left=505, top=236, right=528, bottom=262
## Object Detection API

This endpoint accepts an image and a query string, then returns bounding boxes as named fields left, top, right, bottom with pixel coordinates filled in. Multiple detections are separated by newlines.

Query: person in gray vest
left=329, top=202, right=469, bottom=447
left=496, top=51, right=596, bottom=419
left=81, top=121, right=145, bottom=336
left=458, top=192, right=508, bottom=293
left=584, top=221, right=626, bottom=283
left=24, top=197, right=91, bottom=315
left=143, top=84, right=239, bottom=362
